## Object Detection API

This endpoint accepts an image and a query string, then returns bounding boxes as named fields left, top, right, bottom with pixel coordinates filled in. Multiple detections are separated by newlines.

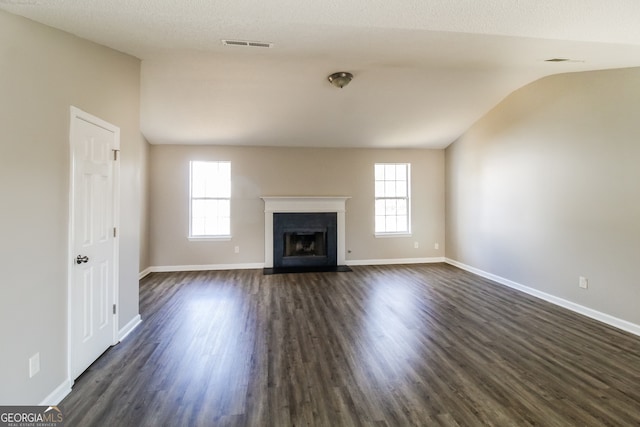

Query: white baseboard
left=445, top=258, right=640, bottom=337
left=148, top=263, right=265, bottom=273
left=148, top=259, right=445, bottom=271
left=39, top=317, right=142, bottom=406
left=139, top=267, right=152, bottom=280
left=346, top=257, right=445, bottom=266
left=118, top=314, right=142, bottom=341
left=40, top=379, right=72, bottom=405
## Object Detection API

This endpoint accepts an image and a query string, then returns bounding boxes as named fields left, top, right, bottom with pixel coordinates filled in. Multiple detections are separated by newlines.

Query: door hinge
left=112, top=149, right=120, bottom=161
left=113, top=227, right=117, bottom=238
left=113, top=304, right=117, bottom=315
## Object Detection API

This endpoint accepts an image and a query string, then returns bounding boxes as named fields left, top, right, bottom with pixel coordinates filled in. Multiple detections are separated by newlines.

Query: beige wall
left=149, top=145, right=445, bottom=267
left=0, top=11, right=146, bottom=404
left=446, top=67, right=640, bottom=326
left=139, top=141, right=151, bottom=271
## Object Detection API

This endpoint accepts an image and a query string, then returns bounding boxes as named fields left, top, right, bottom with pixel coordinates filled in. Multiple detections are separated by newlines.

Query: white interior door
left=69, top=107, right=119, bottom=380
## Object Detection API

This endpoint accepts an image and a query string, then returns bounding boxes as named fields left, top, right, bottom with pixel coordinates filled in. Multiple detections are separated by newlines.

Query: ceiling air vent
left=222, top=39, right=273, bottom=48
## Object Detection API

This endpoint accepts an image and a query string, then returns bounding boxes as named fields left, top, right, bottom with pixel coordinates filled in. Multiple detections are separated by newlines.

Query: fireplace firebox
left=284, top=231, right=326, bottom=257
left=273, top=212, right=337, bottom=268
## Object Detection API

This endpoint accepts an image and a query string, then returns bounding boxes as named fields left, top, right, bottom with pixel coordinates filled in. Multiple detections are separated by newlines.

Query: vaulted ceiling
left=3, top=0, right=640, bottom=148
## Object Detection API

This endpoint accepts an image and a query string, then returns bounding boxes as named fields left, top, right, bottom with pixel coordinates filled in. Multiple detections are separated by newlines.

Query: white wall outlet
left=414, top=242, right=419, bottom=249
left=29, top=353, right=40, bottom=378
left=579, top=276, right=588, bottom=289
left=434, top=243, right=439, bottom=250
left=234, top=246, right=240, bottom=254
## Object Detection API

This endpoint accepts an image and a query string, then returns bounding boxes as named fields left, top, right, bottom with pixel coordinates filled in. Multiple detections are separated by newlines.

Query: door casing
left=67, top=106, right=120, bottom=382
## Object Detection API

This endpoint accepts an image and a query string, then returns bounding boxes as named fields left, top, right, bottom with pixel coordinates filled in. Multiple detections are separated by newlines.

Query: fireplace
left=261, top=196, right=351, bottom=272
left=273, top=212, right=337, bottom=268
left=285, top=232, right=326, bottom=257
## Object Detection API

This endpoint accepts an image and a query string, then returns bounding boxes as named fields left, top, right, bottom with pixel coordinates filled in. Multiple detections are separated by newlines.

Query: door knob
left=76, top=255, right=89, bottom=264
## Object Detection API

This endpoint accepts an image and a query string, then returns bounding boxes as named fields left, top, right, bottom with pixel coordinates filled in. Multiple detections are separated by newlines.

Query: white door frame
left=67, top=106, right=120, bottom=383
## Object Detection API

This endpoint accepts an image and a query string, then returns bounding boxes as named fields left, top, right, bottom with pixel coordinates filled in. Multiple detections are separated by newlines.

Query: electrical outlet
left=414, top=242, right=419, bottom=249
left=234, top=246, right=240, bottom=254
left=579, top=276, right=588, bottom=289
left=434, top=243, right=439, bottom=250
left=29, top=353, right=40, bottom=378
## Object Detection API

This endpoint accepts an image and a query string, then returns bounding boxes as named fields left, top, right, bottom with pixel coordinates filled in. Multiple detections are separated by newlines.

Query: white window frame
left=374, top=163, right=411, bottom=237
left=188, top=160, right=231, bottom=241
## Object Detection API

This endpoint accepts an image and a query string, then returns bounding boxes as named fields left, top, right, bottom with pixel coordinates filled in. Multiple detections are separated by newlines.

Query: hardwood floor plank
left=60, top=264, right=640, bottom=426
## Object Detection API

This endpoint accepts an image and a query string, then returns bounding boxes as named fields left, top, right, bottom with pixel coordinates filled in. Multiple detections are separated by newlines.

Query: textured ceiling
left=3, top=0, right=640, bottom=148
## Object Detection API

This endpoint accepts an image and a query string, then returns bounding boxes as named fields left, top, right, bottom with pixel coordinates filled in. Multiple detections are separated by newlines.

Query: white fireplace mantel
left=261, top=196, right=351, bottom=268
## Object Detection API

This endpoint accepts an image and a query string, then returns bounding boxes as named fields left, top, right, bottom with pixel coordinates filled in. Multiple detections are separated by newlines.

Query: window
left=375, top=163, right=411, bottom=235
left=190, top=161, right=231, bottom=238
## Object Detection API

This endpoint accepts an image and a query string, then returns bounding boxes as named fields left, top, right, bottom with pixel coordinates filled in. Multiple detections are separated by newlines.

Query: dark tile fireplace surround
left=274, top=212, right=337, bottom=267
left=265, top=212, right=351, bottom=274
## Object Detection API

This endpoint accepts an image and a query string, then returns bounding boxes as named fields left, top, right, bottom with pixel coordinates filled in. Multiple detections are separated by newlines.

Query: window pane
left=209, top=169, right=229, bottom=197
left=210, top=168, right=230, bottom=198
left=219, top=217, right=230, bottom=235
left=385, top=164, right=396, bottom=180
left=190, top=161, right=231, bottom=236
left=218, top=161, right=231, bottom=177
left=384, top=181, right=396, bottom=197
left=205, top=216, right=228, bottom=236
left=192, top=199, right=208, bottom=219
left=397, top=199, right=407, bottom=215
left=191, top=161, right=231, bottom=198
left=203, top=217, right=216, bottom=236
left=375, top=164, right=385, bottom=181
left=385, top=216, right=397, bottom=232
left=374, top=163, right=411, bottom=235
left=396, top=215, right=408, bottom=232
left=192, top=217, right=205, bottom=236
left=396, top=181, right=407, bottom=197
left=202, top=164, right=216, bottom=197
left=191, top=162, right=207, bottom=198
left=218, top=199, right=230, bottom=217
left=205, top=200, right=217, bottom=218
left=385, top=199, right=396, bottom=216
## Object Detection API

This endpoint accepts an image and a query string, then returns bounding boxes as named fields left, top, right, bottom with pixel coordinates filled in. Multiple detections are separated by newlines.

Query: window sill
left=188, top=236, right=232, bottom=242
left=374, top=232, right=412, bottom=238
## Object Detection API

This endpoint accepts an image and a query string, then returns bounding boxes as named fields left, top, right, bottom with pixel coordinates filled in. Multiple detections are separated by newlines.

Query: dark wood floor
left=61, top=264, right=640, bottom=426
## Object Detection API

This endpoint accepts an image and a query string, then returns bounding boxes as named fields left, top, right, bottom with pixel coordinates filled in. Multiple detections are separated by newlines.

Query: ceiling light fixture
left=328, top=72, right=353, bottom=88
left=544, top=58, right=586, bottom=63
